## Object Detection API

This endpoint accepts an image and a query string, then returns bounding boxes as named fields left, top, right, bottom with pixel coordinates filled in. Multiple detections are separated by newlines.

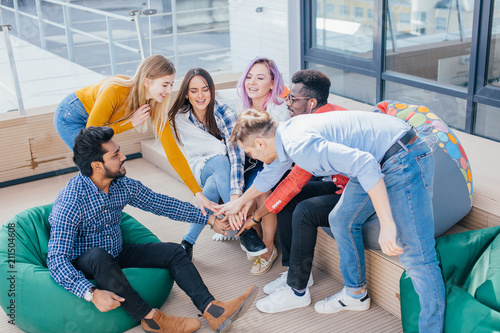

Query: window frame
left=301, top=0, right=500, bottom=136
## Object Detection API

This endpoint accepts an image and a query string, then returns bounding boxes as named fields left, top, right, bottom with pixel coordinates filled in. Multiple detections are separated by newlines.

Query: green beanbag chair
left=0, top=204, right=174, bottom=333
left=400, top=226, right=500, bottom=332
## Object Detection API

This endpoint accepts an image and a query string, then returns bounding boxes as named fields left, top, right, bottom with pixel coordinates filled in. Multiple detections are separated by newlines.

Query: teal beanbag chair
left=0, top=204, right=174, bottom=333
left=400, top=226, right=500, bottom=332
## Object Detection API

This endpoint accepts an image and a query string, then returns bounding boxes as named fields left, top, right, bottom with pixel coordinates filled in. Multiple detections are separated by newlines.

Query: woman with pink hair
left=232, top=57, right=290, bottom=275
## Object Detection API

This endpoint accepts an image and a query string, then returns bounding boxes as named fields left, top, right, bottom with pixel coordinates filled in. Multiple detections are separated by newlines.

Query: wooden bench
left=314, top=128, right=500, bottom=318
left=0, top=72, right=241, bottom=187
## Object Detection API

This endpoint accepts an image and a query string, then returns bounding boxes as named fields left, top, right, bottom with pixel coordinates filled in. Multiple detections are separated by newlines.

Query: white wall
left=228, top=0, right=291, bottom=83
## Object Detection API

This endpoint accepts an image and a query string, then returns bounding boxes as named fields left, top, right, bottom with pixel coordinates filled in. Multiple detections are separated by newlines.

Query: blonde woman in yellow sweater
left=53, top=54, right=215, bottom=213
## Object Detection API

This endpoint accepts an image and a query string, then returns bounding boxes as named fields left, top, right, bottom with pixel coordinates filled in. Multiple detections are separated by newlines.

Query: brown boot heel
left=202, top=285, right=258, bottom=333
left=141, top=310, right=201, bottom=333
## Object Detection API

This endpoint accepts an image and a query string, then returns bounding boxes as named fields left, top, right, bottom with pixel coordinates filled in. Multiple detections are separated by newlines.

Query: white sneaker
left=314, top=288, right=371, bottom=314
left=256, top=286, right=311, bottom=313
left=263, top=270, right=315, bottom=295
left=212, top=229, right=239, bottom=241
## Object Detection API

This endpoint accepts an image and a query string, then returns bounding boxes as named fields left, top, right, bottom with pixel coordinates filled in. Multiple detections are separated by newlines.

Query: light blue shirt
left=252, top=111, right=410, bottom=193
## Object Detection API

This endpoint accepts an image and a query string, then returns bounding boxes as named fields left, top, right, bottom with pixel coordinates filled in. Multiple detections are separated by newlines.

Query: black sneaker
left=239, top=228, right=268, bottom=256
left=180, top=239, right=193, bottom=260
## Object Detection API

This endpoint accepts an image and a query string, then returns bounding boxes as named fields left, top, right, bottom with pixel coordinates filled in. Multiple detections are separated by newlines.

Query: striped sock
left=292, top=287, right=307, bottom=297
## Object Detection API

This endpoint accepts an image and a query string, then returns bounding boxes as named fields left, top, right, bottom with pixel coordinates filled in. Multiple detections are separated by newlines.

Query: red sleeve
left=331, top=174, right=350, bottom=194
left=264, top=165, right=313, bottom=214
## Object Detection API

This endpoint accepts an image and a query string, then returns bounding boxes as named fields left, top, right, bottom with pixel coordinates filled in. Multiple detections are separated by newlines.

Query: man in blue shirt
left=219, top=109, right=445, bottom=333
left=47, top=126, right=257, bottom=333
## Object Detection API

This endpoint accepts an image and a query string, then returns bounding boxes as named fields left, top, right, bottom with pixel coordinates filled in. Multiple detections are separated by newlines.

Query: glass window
left=385, top=81, right=467, bottom=130
left=487, top=0, right=500, bottom=87
left=386, top=0, right=473, bottom=90
left=399, top=13, right=410, bottom=24
left=327, top=4, right=335, bottom=15
left=413, top=11, right=427, bottom=23
left=312, top=0, right=375, bottom=59
left=355, top=7, right=363, bottom=18
left=475, top=103, right=500, bottom=141
left=368, top=9, right=373, bottom=19
left=307, top=62, right=377, bottom=105
left=340, top=5, right=349, bottom=16
left=436, top=17, right=446, bottom=31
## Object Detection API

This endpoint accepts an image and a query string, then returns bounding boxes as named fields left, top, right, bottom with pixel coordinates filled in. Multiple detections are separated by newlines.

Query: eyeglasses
left=286, top=94, right=311, bottom=105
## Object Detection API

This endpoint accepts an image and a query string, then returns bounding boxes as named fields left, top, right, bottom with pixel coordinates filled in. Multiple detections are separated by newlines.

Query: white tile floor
left=0, top=34, right=104, bottom=112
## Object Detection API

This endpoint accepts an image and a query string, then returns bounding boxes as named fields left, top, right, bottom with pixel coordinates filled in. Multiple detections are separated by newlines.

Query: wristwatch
left=84, top=286, right=96, bottom=302
left=251, top=213, right=262, bottom=224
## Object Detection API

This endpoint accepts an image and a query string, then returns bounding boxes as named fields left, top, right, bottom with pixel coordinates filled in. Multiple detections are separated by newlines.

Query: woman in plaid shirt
left=168, top=68, right=249, bottom=260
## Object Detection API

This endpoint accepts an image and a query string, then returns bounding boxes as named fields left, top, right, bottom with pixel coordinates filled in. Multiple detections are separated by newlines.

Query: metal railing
left=0, top=24, right=25, bottom=115
left=0, top=0, right=230, bottom=114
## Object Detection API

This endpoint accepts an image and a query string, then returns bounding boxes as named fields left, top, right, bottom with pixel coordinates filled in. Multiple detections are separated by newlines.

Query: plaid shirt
left=47, top=173, right=209, bottom=298
left=265, top=104, right=350, bottom=214
left=188, top=101, right=245, bottom=196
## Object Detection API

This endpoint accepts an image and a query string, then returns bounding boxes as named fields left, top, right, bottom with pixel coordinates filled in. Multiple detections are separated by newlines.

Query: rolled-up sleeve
left=252, top=159, right=292, bottom=193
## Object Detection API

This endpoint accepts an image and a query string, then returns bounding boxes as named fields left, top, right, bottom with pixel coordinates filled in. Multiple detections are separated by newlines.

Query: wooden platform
left=454, top=131, right=500, bottom=230
left=0, top=158, right=402, bottom=333
left=1, top=67, right=499, bottom=330
left=141, top=95, right=500, bottom=322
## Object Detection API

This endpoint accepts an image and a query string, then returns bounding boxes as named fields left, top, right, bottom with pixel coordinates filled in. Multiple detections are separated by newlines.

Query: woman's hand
left=214, top=197, right=244, bottom=216
left=131, top=104, right=151, bottom=128
left=236, top=218, right=257, bottom=237
left=195, top=192, right=217, bottom=216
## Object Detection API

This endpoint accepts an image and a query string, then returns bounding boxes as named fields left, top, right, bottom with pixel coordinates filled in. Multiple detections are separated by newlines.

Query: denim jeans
left=276, top=180, right=340, bottom=290
left=183, top=155, right=231, bottom=244
left=244, top=156, right=264, bottom=191
left=73, top=242, right=214, bottom=321
left=53, top=92, right=89, bottom=150
left=329, top=137, right=445, bottom=332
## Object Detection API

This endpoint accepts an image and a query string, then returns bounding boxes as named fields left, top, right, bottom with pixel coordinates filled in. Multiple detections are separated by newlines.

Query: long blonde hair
left=97, top=55, right=175, bottom=137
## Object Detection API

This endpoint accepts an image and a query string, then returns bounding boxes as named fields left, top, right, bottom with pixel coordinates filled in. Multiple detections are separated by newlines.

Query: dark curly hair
left=291, top=69, right=331, bottom=106
left=73, top=126, right=114, bottom=177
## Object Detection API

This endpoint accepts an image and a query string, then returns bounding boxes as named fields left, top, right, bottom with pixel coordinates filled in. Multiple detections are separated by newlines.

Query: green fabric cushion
left=400, top=226, right=500, bottom=332
left=0, top=203, right=174, bottom=333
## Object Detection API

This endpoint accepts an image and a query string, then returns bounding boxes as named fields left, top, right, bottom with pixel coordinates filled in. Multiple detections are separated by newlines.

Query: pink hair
left=236, top=57, right=285, bottom=110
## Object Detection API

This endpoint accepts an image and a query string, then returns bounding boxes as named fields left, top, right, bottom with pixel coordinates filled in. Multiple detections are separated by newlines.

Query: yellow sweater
left=76, top=83, right=202, bottom=194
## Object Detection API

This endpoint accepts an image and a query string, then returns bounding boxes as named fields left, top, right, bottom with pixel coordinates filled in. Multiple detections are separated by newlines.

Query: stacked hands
left=194, top=192, right=255, bottom=237
left=196, top=190, right=404, bottom=257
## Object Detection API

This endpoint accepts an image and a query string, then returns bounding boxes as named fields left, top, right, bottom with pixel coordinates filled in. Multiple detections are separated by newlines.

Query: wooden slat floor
left=0, top=158, right=402, bottom=333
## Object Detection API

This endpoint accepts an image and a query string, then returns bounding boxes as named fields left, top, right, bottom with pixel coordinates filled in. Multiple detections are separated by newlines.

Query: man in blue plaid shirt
left=46, top=126, right=257, bottom=333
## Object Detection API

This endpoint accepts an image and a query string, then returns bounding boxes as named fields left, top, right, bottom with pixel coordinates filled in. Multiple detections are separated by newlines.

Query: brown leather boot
left=141, top=309, right=201, bottom=333
left=202, top=286, right=258, bottom=333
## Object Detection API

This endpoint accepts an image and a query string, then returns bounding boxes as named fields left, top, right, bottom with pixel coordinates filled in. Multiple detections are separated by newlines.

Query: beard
left=103, top=163, right=126, bottom=179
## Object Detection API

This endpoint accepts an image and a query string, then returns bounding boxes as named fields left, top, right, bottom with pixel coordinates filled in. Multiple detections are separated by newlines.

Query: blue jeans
left=329, top=137, right=445, bottom=332
left=183, top=155, right=231, bottom=244
left=53, top=92, right=89, bottom=150
left=73, top=243, right=214, bottom=321
left=244, top=156, right=264, bottom=191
